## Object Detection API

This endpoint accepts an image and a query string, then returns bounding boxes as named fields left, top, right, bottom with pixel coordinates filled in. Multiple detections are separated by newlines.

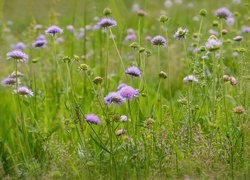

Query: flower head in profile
left=125, top=34, right=136, bottom=41
left=96, top=18, right=117, bottom=28
left=205, top=36, right=222, bottom=51
left=242, top=26, right=250, bottom=34
left=104, top=92, right=125, bottom=106
left=215, top=7, right=232, bottom=20
left=183, top=75, right=198, bottom=83
left=45, top=25, right=63, bottom=36
left=118, top=85, right=139, bottom=100
left=173, top=27, right=188, bottom=40
left=15, top=86, right=33, bottom=97
left=66, top=25, right=74, bottom=33
left=151, top=35, right=167, bottom=46
left=84, top=114, right=101, bottom=125
left=7, top=50, right=28, bottom=62
left=125, top=66, right=141, bottom=78
left=32, top=40, right=46, bottom=48
left=117, top=83, right=127, bottom=91
left=11, top=42, right=26, bottom=50
left=2, top=77, right=20, bottom=87
left=116, top=129, right=126, bottom=136
left=120, top=115, right=128, bottom=122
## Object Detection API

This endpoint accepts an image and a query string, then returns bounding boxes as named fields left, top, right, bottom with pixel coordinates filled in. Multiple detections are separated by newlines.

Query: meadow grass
left=0, top=0, right=249, bottom=179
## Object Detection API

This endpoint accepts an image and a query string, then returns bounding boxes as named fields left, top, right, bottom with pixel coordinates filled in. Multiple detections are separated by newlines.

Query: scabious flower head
left=173, top=27, right=188, bottom=40
left=164, top=0, right=173, bottom=8
left=116, top=129, right=126, bottom=136
left=66, top=25, right=74, bottom=33
left=125, top=34, right=137, bottom=41
left=127, top=28, right=135, bottom=34
left=36, top=34, right=46, bottom=41
left=117, top=83, right=127, bottom=91
left=233, top=36, right=243, bottom=42
left=183, top=75, right=198, bottom=83
left=96, top=18, right=117, bottom=28
left=7, top=50, right=28, bottom=62
left=226, top=17, right=235, bottom=26
left=32, top=40, right=46, bottom=48
left=125, top=66, right=141, bottom=78
left=11, top=42, right=26, bottom=50
left=120, top=115, right=128, bottom=122
left=215, top=7, right=233, bottom=19
left=2, top=77, right=20, bottom=87
left=55, top=37, right=64, bottom=44
left=151, top=35, right=167, bottom=46
left=242, top=26, right=250, bottom=34
left=205, top=36, right=222, bottom=51
left=233, top=106, right=245, bottom=114
left=104, top=92, right=125, bottom=106
left=84, top=114, right=101, bottom=124
left=34, top=24, right=43, bottom=29
left=45, top=25, right=63, bottom=36
left=118, top=85, right=139, bottom=100
left=15, top=86, right=33, bottom=97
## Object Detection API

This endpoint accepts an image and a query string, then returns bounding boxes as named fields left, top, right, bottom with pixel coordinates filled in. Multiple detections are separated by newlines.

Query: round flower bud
left=103, top=8, right=112, bottom=16
left=212, top=20, right=219, bottom=27
left=199, top=46, right=206, bottom=52
left=159, top=15, right=168, bottom=23
left=233, top=106, right=246, bottom=114
left=139, top=47, right=145, bottom=53
left=79, top=64, right=88, bottom=71
left=221, top=29, right=228, bottom=35
left=199, top=9, right=207, bottom=17
left=63, top=56, right=71, bottom=63
left=93, top=76, right=103, bottom=85
left=159, top=71, right=167, bottom=79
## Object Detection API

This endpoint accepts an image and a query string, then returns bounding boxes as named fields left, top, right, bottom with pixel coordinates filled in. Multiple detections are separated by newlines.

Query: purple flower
left=117, top=83, right=128, bottom=91
left=183, top=75, right=198, bottom=83
left=66, top=25, right=74, bottom=33
left=125, top=34, right=137, bottom=41
left=84, top=114, right=101, bottom=125
left=36, top=34, right=46, bottom=41
left=127, top=28, right=135, bottom=34
left=215, top=8, right=232, bottom=20
left=118, top=85, right=139, bottom=100
left=7, top=50, right=28, bottom=62
left=205, top=37, right=222, bottom=51
left=208, top=29, right=218, bottom=36
left=32, top=40, right=46, bottom=48
left=120, top=115, right=128, bottom=122
left=2, top=77, right=20, bottom=87
left=125, top=66, right=141, bottom=78
left=96, top=18, right=117, bottom=28
left=164, top=0, right=173, bottom=8
left=242, top=26, right=250, bottom=34
left=233, top=36, right=243, bottom=42
left=55, top=37, right=64, bottom=44
left=116, top=129, right=126, bottom=136
left=34, top=24, right=43, bottom=29
left=173, top=27, right=188, bottom=40
left=226, top=17, right=235, bottom=26
left=45, top=25, right=63, bottom=36
left=11, top=42, right=26, bottom=50
left=15, top=86, right=33, bottom=97
left=104, top=92, right=125, bottom=106
left=151, top=35, right=167, bottom=46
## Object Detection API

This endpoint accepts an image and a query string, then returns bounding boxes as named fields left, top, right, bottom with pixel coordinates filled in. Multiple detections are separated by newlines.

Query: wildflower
left=36, top=34, right=46, bottom=41
left=125, top=34, right=136, bottom=41
left=66, top=25, right=74, bottom=33
left=159, top=71, right=167, bottom=79
left=233, top=106, right=245, bottom=114
left=15, top=86, right=33, bottom=97
left=164, top=0, right=173, bottom=8
left=199, top=9, right=207, bottom=16
left=117, top=83, right=127, bottom=91
left=151, top=35, right=167, bottom=46
left=173, top=27, right=188, bottom=40
left=116, top=129, right=126, bottom=136
left=103, top=8, right=112, bottom=16
left=93, top=76, right=103, bottom=85
left=34, top=24, right=43, bottom=29
left=96, top=18, right=117, bottom=28
left=55, top=37, right=64, bottom=44
left=232, top=52, right=239, bottom=57
left=230, top=76, right=237, bottom=85
left=104, top=92, right=125, bottom=106
left=120, top=115, right=128, bottom=122
left=9, top=71, right=24, bottom=78
left=233, top=36, right=243, bottom=42
left=125, top=66, right=141, bottom=78
left=2, top=77, right=20, bottom=87
left=137, top=9, right=147, bottom=17
left=159, top=15, right=168, bottom=23
left=221, top=29, right=228, bottom=35
left=223, top=75, right=231, bottom=81
left=7, top=50, right=28, bottom=62
left=215, top=7, right=233, bottom=20
left=11, top=42, right=26, bottom=50
left=232, top=0, right=241, bottom=4
left=127, top=28, right=135, bottom=34
left=205, top=36, right=222, bottom=51
left=118, top=85, right=139, bottom=100
left=226, top=17, right=235, bottom=26
left=32, top=40, right=46, bottom=48
left=183, top=75, right=198, bottom=83
left=84, top=114, right=101, bottom=124
left=208, top=29, right=218, bottom=36
left=242, top=26, right=250, bottom=34
left=45, top=25, right=63, bottom=36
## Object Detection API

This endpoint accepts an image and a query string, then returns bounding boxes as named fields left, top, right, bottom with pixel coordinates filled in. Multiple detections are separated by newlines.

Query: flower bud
left=159, top=71, right=167, bottom=79
left=103, top=8, right=112, bottom=16
left=199, top=9, right=207, bottom=17
left=79, top=64, right=88, bottom=71
left=93, top=76, right=103, bottom=85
